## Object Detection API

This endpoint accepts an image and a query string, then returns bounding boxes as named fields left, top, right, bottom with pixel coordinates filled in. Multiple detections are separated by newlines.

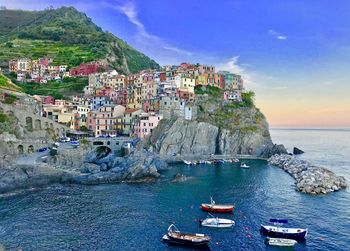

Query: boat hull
left=260, top=225, right=307, bottom=241
left=201, top=204, right=234, bottom=213
left=163, top=235, right=210, bottom=247
left=265, top=237, right=297, bottom=247
left=201, top=219, right=234, bottom=228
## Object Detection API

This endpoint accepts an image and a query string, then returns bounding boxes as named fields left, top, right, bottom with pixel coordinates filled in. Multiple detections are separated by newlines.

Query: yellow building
left=180, top=77, right=195, bottom=93
left=196, top=75, right=208, bottom=86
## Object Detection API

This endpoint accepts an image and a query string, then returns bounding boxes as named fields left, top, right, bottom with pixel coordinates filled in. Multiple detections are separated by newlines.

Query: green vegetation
left=195, top=85, right=222, bottom=98
left=0, top=73, right=22, bottom=91
left=2, top=93, right=18, bottom=104
left=0, top=111, right=16, bottom=134
left=17, top=77, right=88, bottom=99
left=0, top=7, right=159, bottom=73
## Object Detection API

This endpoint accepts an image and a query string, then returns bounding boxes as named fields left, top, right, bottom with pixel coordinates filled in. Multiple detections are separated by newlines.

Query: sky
left=1, top=0, right=350, bottom=127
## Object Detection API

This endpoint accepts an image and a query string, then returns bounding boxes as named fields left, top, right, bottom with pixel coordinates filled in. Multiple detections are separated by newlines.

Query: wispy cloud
left=268, top=29, right=287, bottom=40
left=163, top=46, right=193, bottom=56
left=111, top=1, right=159, bottom=40
left=216, top=56, right=288, bottom=92
left=109, top=0, right=192, bottom=58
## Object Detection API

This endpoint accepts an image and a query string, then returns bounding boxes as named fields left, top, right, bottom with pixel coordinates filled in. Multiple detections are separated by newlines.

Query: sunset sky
left=2, top=0, right=350, bottom=127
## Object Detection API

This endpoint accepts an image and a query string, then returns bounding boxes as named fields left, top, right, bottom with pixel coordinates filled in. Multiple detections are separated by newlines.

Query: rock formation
left=268, top=154, right=347, bottom=194
left=293, top=147, right=305, bottom=155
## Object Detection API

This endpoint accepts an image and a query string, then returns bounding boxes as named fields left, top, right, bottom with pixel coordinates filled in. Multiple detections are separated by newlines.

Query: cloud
left=163, top=46, right=193, bottom=56
left=268, top=29, right=287, bottom=40
left=109, top=0, right=192, bottom=59
left=110, top=1, right=159, bottom=40
left=216, top=56, right=288, bottom=92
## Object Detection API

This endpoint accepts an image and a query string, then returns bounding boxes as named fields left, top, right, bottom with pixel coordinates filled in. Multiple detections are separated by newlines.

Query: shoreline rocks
left=268, top=154, right=347, bottom=194
left=0, top=148, right=168, bottom=194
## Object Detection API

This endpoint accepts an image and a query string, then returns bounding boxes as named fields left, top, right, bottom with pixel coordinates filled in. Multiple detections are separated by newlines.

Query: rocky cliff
left=147, top=95, right=286, bottom=158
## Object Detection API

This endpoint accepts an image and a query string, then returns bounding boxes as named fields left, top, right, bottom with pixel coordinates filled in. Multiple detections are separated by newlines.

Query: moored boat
left=162, top=224, right=211, bottom=247
left=200, top=197, right=235, bottom=213
left=260, top=219, right=308, bottom=241
left=200, top=214, right=235, bottom=228
left=183, top=160, right=192, bottom=165
left=240, top=162, right=250, bottom=168
left=265, top=237, right=297, bottom=247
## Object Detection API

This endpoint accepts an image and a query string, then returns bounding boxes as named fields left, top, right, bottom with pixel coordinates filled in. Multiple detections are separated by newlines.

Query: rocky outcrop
left=171, top=173, right=192, bottom=183
left=268, top=154, right=347, bottom=194
left=147, top=114, right=286, bottom=157
left=0, top=147, right=167, bottom=194
left=293, top=147, right=305, bottom=155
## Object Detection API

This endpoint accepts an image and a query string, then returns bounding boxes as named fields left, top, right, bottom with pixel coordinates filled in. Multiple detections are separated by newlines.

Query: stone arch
left=45, top=121, right=49, bottom=129
left=107, top=141, right=110, bottom=145
left=93, top=141, right=104, bottom=146
left=95, top=146, right=112, bottom=159
left=17, top=145, right=24, bottom=154
left=35, top=119, right=41, bottom=130
left=25, top=117, right=33, bottom=131
left=28, top=145, right=34, bottom=153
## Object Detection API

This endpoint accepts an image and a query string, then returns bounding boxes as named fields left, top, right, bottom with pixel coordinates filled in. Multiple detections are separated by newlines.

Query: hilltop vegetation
left=0, top=7, right=159, bottom=73
left=0, top=73, right=22, bottom=92
left=16, top=77, right=88, bottom=99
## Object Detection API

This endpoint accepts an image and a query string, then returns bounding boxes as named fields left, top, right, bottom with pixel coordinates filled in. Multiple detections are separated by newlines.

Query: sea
left=0, top=128, right=349, bottom=251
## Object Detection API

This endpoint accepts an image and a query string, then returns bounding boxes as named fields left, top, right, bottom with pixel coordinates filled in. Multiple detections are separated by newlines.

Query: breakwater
left=268, top=154, right=347, bottom=194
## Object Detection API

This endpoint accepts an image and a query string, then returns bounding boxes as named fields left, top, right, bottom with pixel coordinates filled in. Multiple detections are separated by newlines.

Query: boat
left=204, top=160, right=212, bottom=164
left=240, top=162, right=250, bottom=168
left=232, top=158, right=239, bottom=163
left=260, top=219, right=308, bottom=241
left=70, top=141, right=80, bottom=148
left=200, top=214, right=235, bottom=228
left=265, top=237, right=297, bottom=247
left=200, top=197, right=235, bottom=213
left=183, top=160, right=192, bottom=165
left=162, top=224, right=210, bottom=247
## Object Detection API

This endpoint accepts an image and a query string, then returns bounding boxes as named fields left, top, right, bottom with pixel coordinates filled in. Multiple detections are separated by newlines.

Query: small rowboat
left=200, top=214, right=235, bottom=228
left=240, top=162, right=250, bottom=168
left=162, top=224, right=210, bottom=247
left=265, top=237, right=297, bottom=247
left=200, top=197, right=235, bottom=213
left=260, top=219, right=308, bottom=241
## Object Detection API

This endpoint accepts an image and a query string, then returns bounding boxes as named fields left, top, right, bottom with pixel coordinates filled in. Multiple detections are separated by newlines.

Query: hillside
left=0, top=73, right=22, bottom=92
left=0, top=7, right=159, bottom=73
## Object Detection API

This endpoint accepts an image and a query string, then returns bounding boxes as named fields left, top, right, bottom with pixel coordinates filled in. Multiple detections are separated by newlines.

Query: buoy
left=247, top=234, right=251, bottom=238
left=246, top=226, right=249, bottom=231
left=216, top=242, right=219, bottom=245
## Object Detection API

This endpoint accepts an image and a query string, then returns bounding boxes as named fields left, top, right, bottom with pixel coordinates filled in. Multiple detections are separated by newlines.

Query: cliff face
left=148, top=107, right=279, bottom=157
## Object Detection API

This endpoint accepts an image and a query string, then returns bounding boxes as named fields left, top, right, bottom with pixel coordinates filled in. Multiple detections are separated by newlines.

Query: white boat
left=240, top=163, right=250, bottom=168
left=201, top=214, right=235, bottom=228
left=183, top=160, right=192, bottom=165
left=204, top=160, right=212, bottom=164
left=266, top=237, right=297, bottom=247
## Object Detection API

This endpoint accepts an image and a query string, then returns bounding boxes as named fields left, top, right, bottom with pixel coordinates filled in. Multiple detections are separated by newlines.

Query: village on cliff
left=7, top=58, right=244, bottom=139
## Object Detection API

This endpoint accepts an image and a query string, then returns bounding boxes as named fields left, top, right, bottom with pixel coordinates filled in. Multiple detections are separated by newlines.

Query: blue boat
left=260, top=219, right=308, bottom=241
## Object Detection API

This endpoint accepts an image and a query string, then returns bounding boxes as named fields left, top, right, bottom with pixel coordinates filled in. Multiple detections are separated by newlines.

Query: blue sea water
left=0, top=128, right=349, bottom=250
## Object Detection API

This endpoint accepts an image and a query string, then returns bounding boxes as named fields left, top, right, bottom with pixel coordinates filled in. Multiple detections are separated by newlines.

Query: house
left=9, top=60, right=18, bottom=72
left=142, top=97, right=160, bottom=113
left=87, top=105, right=116, bottom=136
left=179, top=76, right=195, bottom=93
left=159, top=96, right=197, bottom=120
left=133, top=112, right=163, bottom=139
left=196, top=74, right=208, bottom=86
left=17, top=58, right=31, bottom=72
left=69, top=62, right=100, bottom=77
left=223, top=90, right=242, bottom=102
left=91, top=95, right=113, bottom=110
left=116, top=108, right=142, bottom=135
left=198, top=65, right=215, bottom=74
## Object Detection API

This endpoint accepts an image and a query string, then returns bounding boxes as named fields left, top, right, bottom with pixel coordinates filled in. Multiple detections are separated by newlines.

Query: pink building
left=133, top=112, right=163, bottom=139
left=87, top=105, right=116, bottom=136
left=43, top=95, right=55, bottom=105
left=223, top=90, right=242, bottom=102
left=70, top=62, right=101, bottom=77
